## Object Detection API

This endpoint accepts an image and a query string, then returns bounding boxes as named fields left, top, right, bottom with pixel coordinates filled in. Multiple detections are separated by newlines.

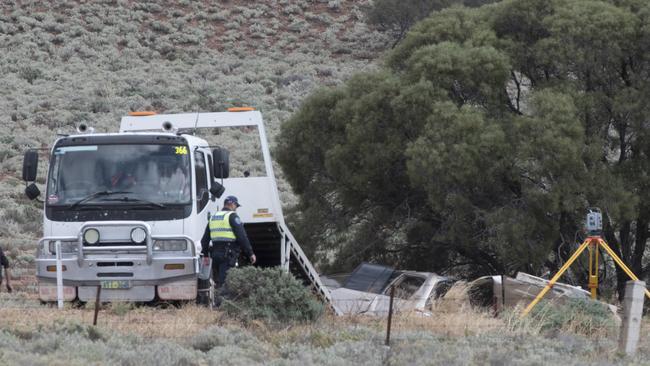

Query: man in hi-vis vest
left=201, top=195, right=256, bottom=305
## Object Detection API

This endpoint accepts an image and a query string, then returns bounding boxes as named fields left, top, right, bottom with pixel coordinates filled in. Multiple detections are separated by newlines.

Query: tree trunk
left=632, top=214, right=648, bottom=279
left=604, top=223, right=628, bottom=301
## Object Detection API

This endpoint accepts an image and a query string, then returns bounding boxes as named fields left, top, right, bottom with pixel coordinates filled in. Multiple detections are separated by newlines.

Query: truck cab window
left=194, top=150, right=209, bottom=212
left=46, top=144, right=191, bottom=207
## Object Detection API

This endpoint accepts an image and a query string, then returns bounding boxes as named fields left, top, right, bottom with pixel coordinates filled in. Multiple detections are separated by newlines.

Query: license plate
left=100, top=280, right=131, bottom=289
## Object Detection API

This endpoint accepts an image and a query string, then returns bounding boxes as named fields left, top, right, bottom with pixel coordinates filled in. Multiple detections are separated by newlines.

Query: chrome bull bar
left=77, top=221, right=153, bottom=266
left=36, top=221, right=196, bottom=268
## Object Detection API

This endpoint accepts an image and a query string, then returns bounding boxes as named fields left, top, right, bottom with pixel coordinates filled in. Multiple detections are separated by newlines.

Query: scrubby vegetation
left=1, top=1, right=649, bottom=364
left=0, top=292, right=648, bottom=365
left=0, top=0, right=389, bottom=247
left=223, top=267, right=324, bottom=323
left=526, top=298, right=618, bottom=335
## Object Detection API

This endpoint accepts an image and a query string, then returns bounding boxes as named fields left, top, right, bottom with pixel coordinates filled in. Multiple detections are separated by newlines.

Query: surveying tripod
left=522, top=235, right=650, bottom=316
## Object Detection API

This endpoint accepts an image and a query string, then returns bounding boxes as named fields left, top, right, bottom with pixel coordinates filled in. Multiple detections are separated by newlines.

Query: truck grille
left=97, top=262, right=134, bottom=267
left=85, top=241, right=145, bottom=247
left=97, top=272, right=134, bottom=277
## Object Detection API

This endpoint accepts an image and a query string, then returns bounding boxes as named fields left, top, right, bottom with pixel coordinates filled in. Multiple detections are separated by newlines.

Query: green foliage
left=527, top=299, right=617, bottom=335
left=278, top=0, right=650, bottom=288
left=223, top=267, right=324, bottom=323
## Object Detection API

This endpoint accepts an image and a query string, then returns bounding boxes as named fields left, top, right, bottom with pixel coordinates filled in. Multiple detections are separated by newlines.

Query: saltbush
left=528, top=298, right=617, bottom=335
left=190, top=326, right=254, bottom=352
left=223, top=266, right=324, bottom=323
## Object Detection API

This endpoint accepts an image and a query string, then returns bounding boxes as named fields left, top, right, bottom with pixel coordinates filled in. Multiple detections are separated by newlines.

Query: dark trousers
left=211, top=244, right=237, bottom=307
left=212, top=250, right=233, bottom=287
left=211, top=242, right=238, bottom=287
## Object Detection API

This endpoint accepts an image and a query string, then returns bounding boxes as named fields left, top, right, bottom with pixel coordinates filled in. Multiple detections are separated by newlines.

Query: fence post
left=55, top=240, right=64, bottom=309
left=385, top=285, right=395, bottom=346
left=501, top=275, right=506, bottom=310
left=618, top=280, right=646, bottom=356
left=93, top=285, right=102, bottom=326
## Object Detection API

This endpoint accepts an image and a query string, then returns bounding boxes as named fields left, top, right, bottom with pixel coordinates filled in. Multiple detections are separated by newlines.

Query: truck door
left=192, top=150, right=211, bottom=241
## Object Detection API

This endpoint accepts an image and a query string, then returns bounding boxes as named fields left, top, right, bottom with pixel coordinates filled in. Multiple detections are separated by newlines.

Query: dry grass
left=0, top=274, right=646, bottom=365
left=389, top=308, right=503, bottom=337
left=1, top=291, right=649, bottom=365
left=0, top=300, right=218, bottom=339
left=0, top=292, right=503, bottom=342
left=0, top=279, right=621, bottom=341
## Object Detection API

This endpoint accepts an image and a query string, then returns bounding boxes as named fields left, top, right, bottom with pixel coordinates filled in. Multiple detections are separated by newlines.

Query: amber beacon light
left=128, top=111, right=157, bottom=116
left=227, top=107, right=255, bottom=112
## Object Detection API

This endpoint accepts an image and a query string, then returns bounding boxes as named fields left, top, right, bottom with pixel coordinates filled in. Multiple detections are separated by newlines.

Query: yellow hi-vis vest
left=209, top=211, right=236, bottom=241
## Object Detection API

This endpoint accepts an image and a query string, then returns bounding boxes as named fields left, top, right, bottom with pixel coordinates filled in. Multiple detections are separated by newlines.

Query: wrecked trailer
left=325, top=263, right=453, bottom=316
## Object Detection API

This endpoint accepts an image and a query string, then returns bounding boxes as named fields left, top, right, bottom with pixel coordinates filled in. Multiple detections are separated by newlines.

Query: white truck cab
left=23, top=110, right=337, bottom=311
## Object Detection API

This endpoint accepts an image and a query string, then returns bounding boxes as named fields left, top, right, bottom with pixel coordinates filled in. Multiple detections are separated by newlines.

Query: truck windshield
left=47, top=144, right=191, bottom=207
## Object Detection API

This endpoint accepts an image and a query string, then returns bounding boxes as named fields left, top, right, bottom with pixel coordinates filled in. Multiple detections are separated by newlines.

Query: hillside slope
left=0, top=0, right=389, bottom=248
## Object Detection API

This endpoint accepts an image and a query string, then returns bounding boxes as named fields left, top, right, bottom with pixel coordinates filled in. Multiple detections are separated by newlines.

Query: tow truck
left=22, top=109, right=336, bottom=311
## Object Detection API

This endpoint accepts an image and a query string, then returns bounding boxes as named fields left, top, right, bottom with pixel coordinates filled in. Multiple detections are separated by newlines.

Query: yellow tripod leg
left=588, top=242, right=598, bottom=299
left=521, top=238, right=592, bottom=317
left=598, top=239, right=650, bottom=301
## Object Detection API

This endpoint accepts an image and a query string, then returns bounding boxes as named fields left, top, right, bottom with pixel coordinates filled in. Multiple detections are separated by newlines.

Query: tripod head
left=585, top=207, right=602, bottom=236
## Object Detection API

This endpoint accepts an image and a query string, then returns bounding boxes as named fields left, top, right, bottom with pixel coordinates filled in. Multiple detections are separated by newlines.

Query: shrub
left=526, top=298, right=617, bottom=335
left=283, top=4, right=302, bottom=15
left=190, top=326, right=256, bottom=352
left=108, top=302, right=135, bottom=316
left=223, top=266, right=324, bottom=323
left=150, top=21, right=172, bottom=34
left=18, top=66, right=43, bottom=84
left=288, top=20, right=307, bottom=33
left=328, top=0, right=342, bottom=11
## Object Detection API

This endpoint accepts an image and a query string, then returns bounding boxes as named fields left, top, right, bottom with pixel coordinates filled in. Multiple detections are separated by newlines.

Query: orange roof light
left=128, top=111, right=157, bottom=116
left=227, top=107, right=255, bottom=112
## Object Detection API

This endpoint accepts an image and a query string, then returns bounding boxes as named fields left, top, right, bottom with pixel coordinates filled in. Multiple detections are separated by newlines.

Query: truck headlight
left=83, top=228, right=100, bottom=245
left=153, top=240, right=188, bottom=251
left=130, top=227, right=147, bottom=244
left=49, top=240, right=78, bottom=254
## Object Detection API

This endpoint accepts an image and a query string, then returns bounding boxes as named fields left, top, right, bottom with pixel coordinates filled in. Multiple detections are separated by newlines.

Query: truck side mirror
left=22, top=149, right=38, bottom=182
left=25, top=183, right=40, bottom=200
left=212, top=148, right=229, bottom=179
left=210, top=180, right=225, bottom=199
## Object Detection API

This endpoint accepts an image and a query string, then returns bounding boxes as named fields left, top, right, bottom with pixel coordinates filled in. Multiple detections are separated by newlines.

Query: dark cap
left=224, top=195, right=241, bottom=207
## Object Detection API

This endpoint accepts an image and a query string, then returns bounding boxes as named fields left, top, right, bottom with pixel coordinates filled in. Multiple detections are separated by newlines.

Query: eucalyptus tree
left=278, top=0, right=650, bottom=294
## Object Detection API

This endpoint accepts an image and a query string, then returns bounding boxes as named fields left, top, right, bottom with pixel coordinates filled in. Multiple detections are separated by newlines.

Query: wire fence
left=0, top=267, right=645, bottom=350
left=0, top=283, right=630, bottom=343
